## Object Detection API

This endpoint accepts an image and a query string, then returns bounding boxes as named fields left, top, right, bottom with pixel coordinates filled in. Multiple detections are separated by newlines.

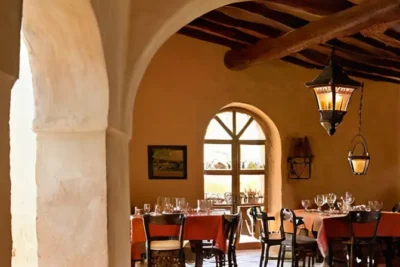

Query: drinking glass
left=155, top=204, right=163, bottom=215
left=373, top=201, right=383, bottom=211
left=301, top=199, right=310, bottom=211
left=327, top=193, right=337, bottom=212
left=345, top=192, right=355, bottom=205
left=198, top=199, right=207, bottom=214
left=175, top=198, right=186, bottom=211
left=337, top=200, right=343, bottom=212
left=144, top=204, right=151, bottom=214
left=206, top=200, right=213, bottom=214
left=134, top=207, right=143, bottom=218
left=314, top=195, right=324, bottom=212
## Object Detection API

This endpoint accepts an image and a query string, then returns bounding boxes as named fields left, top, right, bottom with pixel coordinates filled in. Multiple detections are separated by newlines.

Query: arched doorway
left=204, top=108, right=267, bottom=212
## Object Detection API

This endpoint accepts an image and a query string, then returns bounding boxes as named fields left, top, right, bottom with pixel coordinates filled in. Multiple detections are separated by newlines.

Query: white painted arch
left=122, top=0, right=252, bottom=135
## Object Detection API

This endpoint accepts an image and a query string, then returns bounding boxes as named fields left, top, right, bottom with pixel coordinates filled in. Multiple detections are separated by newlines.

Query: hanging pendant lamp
left=305, top=48, right=362, bottom=136
left=348, top=85, right=370, bottom=175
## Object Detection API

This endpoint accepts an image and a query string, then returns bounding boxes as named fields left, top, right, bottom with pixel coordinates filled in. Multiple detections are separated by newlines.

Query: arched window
left=204, top=108, right=266, bottom=212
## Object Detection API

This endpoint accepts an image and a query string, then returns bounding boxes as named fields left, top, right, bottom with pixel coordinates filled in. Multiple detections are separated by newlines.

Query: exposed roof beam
left=262, top=0, right=353, bottom=16
left=224, top=0, right=400, bottom=70
left=177, top=28, right=247, bottom=49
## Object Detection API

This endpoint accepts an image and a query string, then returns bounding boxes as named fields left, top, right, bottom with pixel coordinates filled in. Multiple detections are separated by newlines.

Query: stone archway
left=10, top=0, right=109, bottom=266
left=105, top=1, right=254, bottom=266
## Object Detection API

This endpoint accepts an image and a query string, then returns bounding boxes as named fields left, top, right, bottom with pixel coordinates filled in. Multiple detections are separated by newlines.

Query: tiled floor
left=135, top=249, right=324, bottom=266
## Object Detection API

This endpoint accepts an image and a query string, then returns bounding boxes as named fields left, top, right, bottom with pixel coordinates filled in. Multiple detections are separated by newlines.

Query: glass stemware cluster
left=314, top=194, right=327, bottom=212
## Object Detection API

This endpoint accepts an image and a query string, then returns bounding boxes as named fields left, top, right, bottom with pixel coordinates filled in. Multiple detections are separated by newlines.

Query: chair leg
left=328, top=242, right=333, bottom=267
left=228, top=248, right=232, bottom=267
left=281, top=246, right=286, bottom=267
left=260, top=243, right=265, bottom=267
left=233, top=249, right=237, bottom=267
left=263, top=244, right=270, bottom=267
left=219, top=252, right=225, bottom=267
left=277, top=245, right=282, bottom=267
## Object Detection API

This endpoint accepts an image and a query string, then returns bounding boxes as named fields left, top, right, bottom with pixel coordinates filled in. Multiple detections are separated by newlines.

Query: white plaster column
left=35, top=131, right=108, bottom=266
left=106, top=128, right=131, bottom=267
left=10, top=36, right=109, bottom=266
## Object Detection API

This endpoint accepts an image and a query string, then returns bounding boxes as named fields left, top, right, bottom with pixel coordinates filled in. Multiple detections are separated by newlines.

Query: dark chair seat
left=283, top=233, right=317, bottom=247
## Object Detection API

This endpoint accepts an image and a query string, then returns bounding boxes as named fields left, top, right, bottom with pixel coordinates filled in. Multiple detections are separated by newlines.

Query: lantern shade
left=348, top=153, right=370, bottom=175
left=305, top=60, right=362, bottom=136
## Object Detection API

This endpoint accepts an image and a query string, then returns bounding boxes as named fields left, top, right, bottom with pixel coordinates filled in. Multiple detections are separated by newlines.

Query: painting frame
left=148, top=145, right=187, bottom=179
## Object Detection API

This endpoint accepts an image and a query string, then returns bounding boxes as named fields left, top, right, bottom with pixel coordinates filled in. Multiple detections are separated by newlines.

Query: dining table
left=294, top=209, right=400, bottom=258
left=131, top=213, right=226, bottom=267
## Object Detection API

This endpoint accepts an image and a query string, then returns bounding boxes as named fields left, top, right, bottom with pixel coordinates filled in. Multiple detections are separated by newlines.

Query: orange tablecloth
left=299, top=211, right=400, bottom=257
left=131, top=215, right=226, bottom=260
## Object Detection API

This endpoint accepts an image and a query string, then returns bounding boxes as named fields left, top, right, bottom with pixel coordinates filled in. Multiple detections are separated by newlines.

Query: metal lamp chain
left=358, top=85, right=364, bottom=134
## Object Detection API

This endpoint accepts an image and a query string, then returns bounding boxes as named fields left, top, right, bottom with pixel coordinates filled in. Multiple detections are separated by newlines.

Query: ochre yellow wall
left=130, top=34, right=400, bottom=211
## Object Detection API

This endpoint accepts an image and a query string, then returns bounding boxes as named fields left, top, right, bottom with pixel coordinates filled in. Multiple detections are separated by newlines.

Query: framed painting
left=148, top=145, right=187, bottom=179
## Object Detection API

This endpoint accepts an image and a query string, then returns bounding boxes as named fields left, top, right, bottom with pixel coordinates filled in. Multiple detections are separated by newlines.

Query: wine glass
left=327, top=193, right=337, bottom=212
left=144, top=204, right=151, bottom=214
left=175, top=198, right=186, bottom=211
left=314, top=195, right=325, bottom=212
left=301, top=199, right=311, bottom=211
left=345, top=192, right=355, bottom=205
left=337, top=200, right=343, bottom=213
left=373, top=201, right=383, bottom=211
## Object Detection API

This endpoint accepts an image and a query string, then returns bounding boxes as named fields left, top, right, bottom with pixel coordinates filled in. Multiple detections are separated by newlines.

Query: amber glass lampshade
left=305, top=60, right=362, bottom=136
left=348, top=135, right=370, bottom=175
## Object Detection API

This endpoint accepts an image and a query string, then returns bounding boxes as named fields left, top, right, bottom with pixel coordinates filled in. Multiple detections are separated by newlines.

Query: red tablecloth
left=131, top=215, right=226, bottom=260
left=317, top=212, right=400, bottom=256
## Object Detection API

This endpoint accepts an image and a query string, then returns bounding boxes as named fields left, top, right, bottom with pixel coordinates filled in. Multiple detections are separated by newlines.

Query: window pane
left=240, top=175, right=265, bottom=204
left=217, top=112, right=233, bottom=133
left=240, top=145, right=265, bottom=170
left=204, top=144, right=232, bottom=170
left=235, top=112, right=251, bottom=135
left=205, top=119, right=232, bottom=140
left=239, top=120, right=265, bottom=140
left=204, top=175, right=232, bottom=203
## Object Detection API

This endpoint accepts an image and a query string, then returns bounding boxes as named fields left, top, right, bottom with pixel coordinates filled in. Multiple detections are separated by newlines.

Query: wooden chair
left=345, top=211, right=381, bottom=267
left=392, top=202, right=400, bottom=212
left=143, top=214, right=186, bottom=267
left=257, top=211, right=284, bottom=267
left=201, top=213, right=241, bottom=267
left=224, top=213, right=241, bottom=267
left=247, top=206, right=262, bottom=236
left=279, top=208, right=318, bottom=267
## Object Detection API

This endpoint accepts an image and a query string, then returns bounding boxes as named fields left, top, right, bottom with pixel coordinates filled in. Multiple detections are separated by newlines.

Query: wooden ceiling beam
left=224, top=0, right=400, bottom=70
left=202, top=11, right=282, bottom=38
left=262, top=0, right=353, bottom=16
left=177, top=28, right=247, bottom=49
left=287, top=53, right=400, bottom=84
left=299, top=49, right=400, bottom=79
left=229, top=2, right=308, bottom=29
left=187, top=18, right=260, bottom=45
left=218, top=6, right=294, bottom=33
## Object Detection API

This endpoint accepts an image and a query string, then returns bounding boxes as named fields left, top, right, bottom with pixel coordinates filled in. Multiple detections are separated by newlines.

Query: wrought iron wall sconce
left=287, top=136, right=313, bottom=180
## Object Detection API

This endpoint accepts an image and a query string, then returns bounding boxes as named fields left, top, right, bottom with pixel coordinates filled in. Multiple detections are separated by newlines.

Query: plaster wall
left=10, top=40, right=37, bottom=267
left=130, top=34, right=400, bottom=211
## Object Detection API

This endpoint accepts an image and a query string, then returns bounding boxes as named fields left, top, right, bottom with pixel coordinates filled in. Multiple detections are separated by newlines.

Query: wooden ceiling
left=177, top=0, right=400, bottom=84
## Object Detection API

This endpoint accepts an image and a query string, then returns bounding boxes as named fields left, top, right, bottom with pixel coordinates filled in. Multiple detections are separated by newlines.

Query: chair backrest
left=247, top=206, right=262, bottom=234
left=279, top=208, right=298, bottom=247
left=143, top=214, right=186, bottom=248
left=392, top=202, right=400, bottom=212
left=257, top=211, right=282, bottom=241
left=223, top=213, right=241, bottom=249
left=347, top=211, right=381, bottom=241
